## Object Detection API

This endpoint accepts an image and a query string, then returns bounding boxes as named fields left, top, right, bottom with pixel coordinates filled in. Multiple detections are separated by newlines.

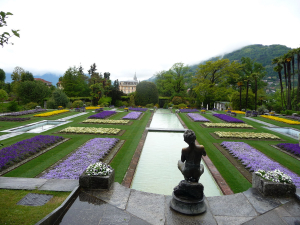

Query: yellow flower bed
left=260, top=115, right=300, bottom=125
left=230, top=110, right=245, bottom=114
left=201, top=110, right=206, bottom=112
left=34, top=110, right=69, bottom=117
left=86, top=106, right=101, bottom=110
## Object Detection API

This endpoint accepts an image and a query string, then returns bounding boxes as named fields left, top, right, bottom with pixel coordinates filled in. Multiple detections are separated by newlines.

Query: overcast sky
left=1, top=0, right=300, bottom=82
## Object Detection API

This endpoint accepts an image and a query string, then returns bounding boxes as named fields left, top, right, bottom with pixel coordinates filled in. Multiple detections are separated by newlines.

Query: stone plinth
left=170, top=180, right=206, bottom=215
left=79, top=170, right=114, bottom=190
left=252, top=173, right=296, bottom=197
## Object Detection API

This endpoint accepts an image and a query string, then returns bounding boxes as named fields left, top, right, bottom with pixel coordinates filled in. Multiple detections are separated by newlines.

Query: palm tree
left=283, top=53, right=292, bottom=110
left=244, top=76, right=250, bottom=110
left=272, top=57, right=286, bottom=110
left=237, top=81, right=243, bottom=110
left=295, top=47, right=300, bottom=110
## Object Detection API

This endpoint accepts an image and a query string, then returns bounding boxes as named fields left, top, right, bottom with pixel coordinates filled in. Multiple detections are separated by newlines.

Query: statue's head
left=183, top=129, right=196, bottom=145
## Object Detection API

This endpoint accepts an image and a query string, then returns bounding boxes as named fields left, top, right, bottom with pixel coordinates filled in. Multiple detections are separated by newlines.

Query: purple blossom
left=221, top=141, right=300, bottom=188
left=187, top=113, right=210, bottom=122
left=180, top=109, right=199, bottom=113
left=0, top=117, right=31, bottom=121
left=213, top=114, right=244, bottom=123
left=285, top=116, right=300, bottom=121
left=0, top=135, right=64, bottom=170
left=129, top=107, right=148, bottom=112
left=88, top=111, right=116, bottom=119
left=122, top=111, right=142, bottom=120
left=276, top=143, right=300, bottom=156
left=8, top=109, right=47, bottom=116
left=40, top=138, right=119, bottom=179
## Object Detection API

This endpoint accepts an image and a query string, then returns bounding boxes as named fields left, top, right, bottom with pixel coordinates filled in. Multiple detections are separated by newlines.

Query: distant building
left=57, top=81, right=63, bottom=89
left=34, top=78, right=52, bottom=87
left=119, top=74, right=138, bottom=94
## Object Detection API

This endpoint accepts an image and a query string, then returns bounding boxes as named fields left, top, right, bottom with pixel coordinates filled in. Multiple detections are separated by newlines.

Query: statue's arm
left=181, top=149, right=186, bottom=162
left=202, top=147, right=207, bottom=156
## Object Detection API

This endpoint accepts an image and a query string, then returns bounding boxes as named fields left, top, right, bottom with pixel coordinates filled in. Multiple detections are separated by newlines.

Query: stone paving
left=1, top=178, right=299, bottom=224
left=244, top=117, right=279, bottom=127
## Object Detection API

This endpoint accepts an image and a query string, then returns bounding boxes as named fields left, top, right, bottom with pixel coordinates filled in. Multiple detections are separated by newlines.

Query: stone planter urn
left=79, top=169, right=115, bottom=190
left=252, top=173, right=296, bottom=197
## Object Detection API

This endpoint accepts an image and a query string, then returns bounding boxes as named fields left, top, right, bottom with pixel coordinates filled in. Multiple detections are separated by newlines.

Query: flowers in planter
left=0, top=135, right=64, bottom=171
left=82, top=119, right=130, bottom=124
left=276, top=143, right=300, bottom=156
left=85, top=162, right=113, bottom=176
left=204, top=123, right=253, bottom=128
left=59, top=127, right=121, bottom=135
left=40, top=138, right=119, bottom=179
left=34, top=110, right=69, bottom=117
left=58, top=106, right=63, bottom=109
left=214, top=131, right=280, bottom=140
left=129, top=107, right=148, bottom=112
left=88, top=111, right=116, bottom=119
left=122, top=111, right=142, bottom=120
left=220, top=141, right=300, bottom=188
left=213, top=114, right=244, bottom=123
left=260, top=115, right=300, bottom=125
left=255, top=169, right=293, bottom=184
left=180, top=109, right=199, bottom=113
left=0, top=117, right=31, bottom=121
left=187, top=113, right=210, bottom=122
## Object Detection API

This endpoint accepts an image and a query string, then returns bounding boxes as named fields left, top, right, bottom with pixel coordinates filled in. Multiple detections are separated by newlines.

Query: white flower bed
left=60, top=127, right=121, bottom=135
left=82, top=119, right=129, bottom=124
left=204, top=123, right=253, bottom=128
left=214, top=131, right=280, bottom=140
left=255, top=169, right=293, bottom=184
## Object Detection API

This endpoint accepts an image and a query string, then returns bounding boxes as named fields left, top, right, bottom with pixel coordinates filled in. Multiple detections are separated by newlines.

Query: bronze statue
left=178, top=129, right=206, bottom=182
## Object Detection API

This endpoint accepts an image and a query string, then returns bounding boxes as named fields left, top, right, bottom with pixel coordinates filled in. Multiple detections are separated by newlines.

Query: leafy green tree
left=50, top=89, right=70, bottom=108
left=0, top=68, right=5, bottom=81
left=0, top=89, right=8, bottom=112
left=135, top=81, right=158, bottom=106
left=11, top=66, right=24, bottom=82
left=108, top=79, right=123, bottom=105
left=21, top=71, right=34, bottom=82
left=17, top=80, right=51, bottom=104
left=155, top=63, right=192, bottom=97
left=0, top=11, right=20, bottom=47
left=90, top=83, right=104, bottom=105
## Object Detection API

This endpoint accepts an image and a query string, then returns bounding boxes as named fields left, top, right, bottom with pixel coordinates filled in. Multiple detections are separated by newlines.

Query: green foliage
left=72, top=100, right=84, bottom=108
left=0, top=89, right=8, bottom=112
left=115, top=100, right=123, bottom=107
left=98, top=96, right=112, bottom=105
left=69, top=97, right=91, bottom=102
left=172, top=96, right=182, bottom=105
left=146, top=103, right=154, bottom=108
left=0, top=69, right=5, bottom=81
left=178, top=103, right=187, bottom=108
left=172, top=105, right=179, bottom=109
left=25, top=102, right=38, bottom=110
left=0, top=11, right=20, bottom=47
left=231, top=90, right=255, bottom=110
left=20, top=71, right=34, bottom=82
left=135, top=81, right=159, bottom=106
left=51, top=89, right=70, bottom=108
left=17, top=80, right=51, bottom=104
left=11, top=66, right=24, bottom=82
left=7, top=100, right=18, bottom=112
left=129, top=95, right=135, bottom=106
left=122, top=101, right=128, bottom=107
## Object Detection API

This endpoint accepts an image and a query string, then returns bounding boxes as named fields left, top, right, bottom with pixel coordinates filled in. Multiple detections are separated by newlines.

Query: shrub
left=178, top=103, right=187, bottom=108
left=163, top=102, right=168, bottom=109
left=173, top=105, right=179, bottom=109
left=98, top=97, right=112, bottom=105
left=168, top=103, right=174, bottom=107
left=47, top=98, right=55, bottom=109
left=66, top=102, right=72, bottom=109
left=52, top=89, right=70, bottom=108
left=172, top=96, right=182, bottom=105
left=7, top=100, right=19, bottom=112
left=25, top=102, right=38, bottom=110
left=85, top=102, right=92, bottom=106
left=146, top=103, right=154, bottom=108
left=72, top=100, right=84, bottom=108
left=135, top=81, right=158, bottom=106
left=115, top=100, right=123, bottom=107
left=154, top=103, right=159, bottom=108
left=122, top=101, right=129, bottom=107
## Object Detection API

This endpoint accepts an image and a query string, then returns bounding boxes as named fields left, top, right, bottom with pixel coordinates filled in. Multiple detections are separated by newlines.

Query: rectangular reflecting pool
left=150, top=109, right=184, bottom=129
left=130, top=132, right=223, bottom=197
left=1, top=120, right=71, bottom=133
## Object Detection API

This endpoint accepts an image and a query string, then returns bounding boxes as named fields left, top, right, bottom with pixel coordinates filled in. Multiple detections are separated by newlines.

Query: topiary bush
left=25, top=102, right=38, bottom=110
left=178, top=103, right=187, bottom=108
left=172, top=96, right=182, bottom=105
left=72, top=100, right=84, bottom=108
left=146, top=103, right=154, bottom=108
left=7, top=100, right=19, bottom=112
left=135, top=81, right=158, bottom=106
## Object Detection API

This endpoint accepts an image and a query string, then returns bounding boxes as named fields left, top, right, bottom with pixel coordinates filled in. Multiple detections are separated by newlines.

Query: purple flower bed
left=40, top=138, right=119, bottom=179
left=129, top=107, right=148, bottom=112
left=187, top=113, right=210, bottom=122
left=88, top=111, right=116, bottom=119
left=221, top=141, right=300, bottom=188
left=122, top=112, right=142, bottom=120
left=0, top=135, right=64, bottom=170
left=180, top=109, right=199, bottom=113
left=276, top=143, right=300, bottom=156
left=213, top=114, right=244, bottom=123
left=0, top=117, right=31, bottom=121
left=8, top=109, right=47, bottom=116
left=285, top=116, right=300, bottom=121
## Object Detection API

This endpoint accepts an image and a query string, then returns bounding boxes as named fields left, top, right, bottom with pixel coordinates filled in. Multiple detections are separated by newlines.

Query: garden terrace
left=40, top=138, right=119, bottom=179
left=122, top=111, right=142, bottom=120
left=59, top=127, right=121, bottom=135
left=0, top=117, right=31, bottom=121
left=34, top=110, right=70, bottom=117
left=203, top=123, right=253, bottom=128
left=220, top=141, right=300, bottom=188
left=88, top=111, right=116, bottom=119
left=128, top=107, right=148, bottom=112
left=8, top=109, right=47, bottom=116
left=213, top=114, right=245, bottom=123
left=187, top=113, right=210, bottom=122
left=213, top=131, right=281, bottom=140
left=82, top=119, right=130, bottom=125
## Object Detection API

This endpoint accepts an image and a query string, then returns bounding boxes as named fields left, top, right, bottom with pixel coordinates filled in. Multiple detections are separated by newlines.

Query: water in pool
left=130, top=132, right=223, bottom=197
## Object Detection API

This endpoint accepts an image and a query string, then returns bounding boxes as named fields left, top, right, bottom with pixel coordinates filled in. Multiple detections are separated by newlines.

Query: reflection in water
left=131, top=132, right=223, bottom=196
left=150, top=109, right=183, bottom=129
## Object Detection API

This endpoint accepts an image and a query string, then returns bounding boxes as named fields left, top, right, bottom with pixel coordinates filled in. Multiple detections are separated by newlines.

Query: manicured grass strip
left=0, top=189, right=70, bottom=225
left=179, top=113, right=251, bottom=193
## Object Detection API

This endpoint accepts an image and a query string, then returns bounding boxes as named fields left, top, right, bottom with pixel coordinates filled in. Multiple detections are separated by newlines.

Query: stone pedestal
left=79, top=170, right=114, bottom=190
left=170, top=180, right=206, bottom=215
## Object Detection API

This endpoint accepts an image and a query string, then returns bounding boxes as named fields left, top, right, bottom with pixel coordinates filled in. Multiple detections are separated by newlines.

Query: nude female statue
left=178, top=129, right=206, bottom=182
